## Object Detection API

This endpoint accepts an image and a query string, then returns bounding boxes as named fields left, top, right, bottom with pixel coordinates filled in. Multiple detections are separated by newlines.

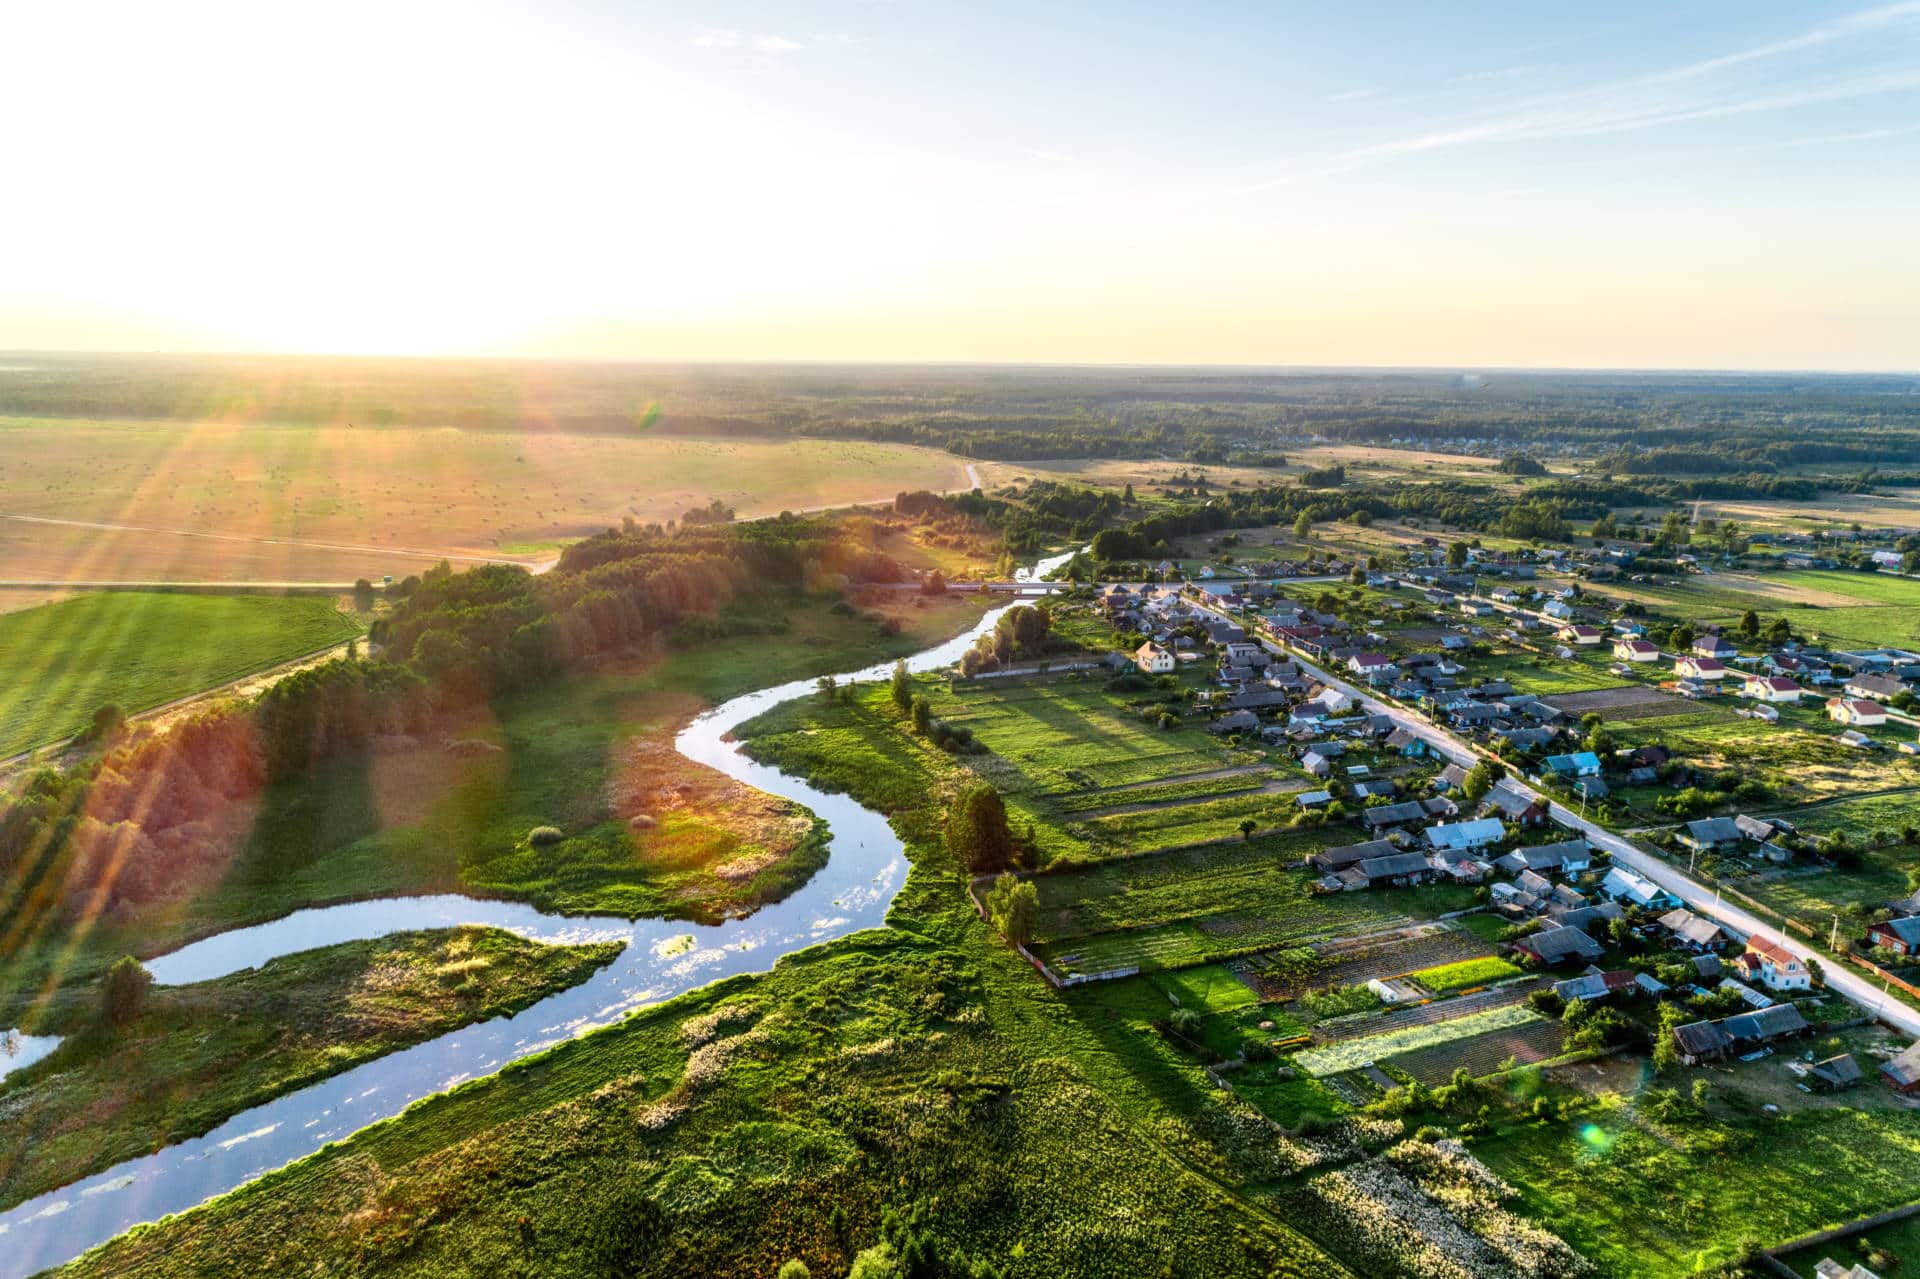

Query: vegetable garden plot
left=1293, top=1006, right=1550, bottom=1077
left=1383, top=1016, right=1566, bottom=1086
left=1309, top=981, right=1545, bottom=1046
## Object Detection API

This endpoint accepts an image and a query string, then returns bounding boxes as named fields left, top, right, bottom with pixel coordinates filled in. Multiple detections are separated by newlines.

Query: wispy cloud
left=690, top=27, right=806, bottom=57
left=1325, top=87, right=1379, bottom=104
left=1239, top=1, right=1920, bottom=190
left=1445, top=64, right=1536, bottom=86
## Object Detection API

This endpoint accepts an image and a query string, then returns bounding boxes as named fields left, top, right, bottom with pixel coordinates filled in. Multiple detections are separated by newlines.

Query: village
left=930, top=528, right=1920, bottom=1153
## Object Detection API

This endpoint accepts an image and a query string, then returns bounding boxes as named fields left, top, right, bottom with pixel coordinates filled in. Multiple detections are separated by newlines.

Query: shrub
left=99, top=956, right=153, bottom=1027
left=528, top=825, right=565, bottom=846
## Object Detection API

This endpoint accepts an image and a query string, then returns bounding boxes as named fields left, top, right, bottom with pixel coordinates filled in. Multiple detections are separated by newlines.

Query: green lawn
left=0, top=592, right=363, bottom=756
left=0, top=927, right=620, bottom=1212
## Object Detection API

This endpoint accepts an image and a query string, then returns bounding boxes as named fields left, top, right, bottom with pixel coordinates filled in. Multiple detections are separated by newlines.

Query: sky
left=3, top=0, right=1919, bottom=369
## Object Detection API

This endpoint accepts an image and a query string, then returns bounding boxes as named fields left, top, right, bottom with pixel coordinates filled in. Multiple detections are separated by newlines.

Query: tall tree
left=948, top=783, right=1014, bottom=873
left=890, top=659, right=913, bottom=713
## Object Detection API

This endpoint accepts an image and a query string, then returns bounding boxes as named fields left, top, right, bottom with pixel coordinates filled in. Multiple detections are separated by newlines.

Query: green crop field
left=1407, top=956, right=1523, bottom=993
left=0, top=592, right=363, bottom=757
left=1770, top=569, right=1920, bottom=606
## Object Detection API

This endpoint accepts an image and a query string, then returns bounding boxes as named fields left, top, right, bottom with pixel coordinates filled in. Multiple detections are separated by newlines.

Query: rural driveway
left=1195, top=599, right=1920, bottom=1039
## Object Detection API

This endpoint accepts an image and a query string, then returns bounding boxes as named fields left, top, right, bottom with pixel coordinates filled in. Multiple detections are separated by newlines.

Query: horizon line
left=2, top=348, right=1920, bottom=379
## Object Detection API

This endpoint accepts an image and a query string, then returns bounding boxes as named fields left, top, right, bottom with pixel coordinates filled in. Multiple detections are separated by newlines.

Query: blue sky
left=3, top=1, right=1917, bottom=367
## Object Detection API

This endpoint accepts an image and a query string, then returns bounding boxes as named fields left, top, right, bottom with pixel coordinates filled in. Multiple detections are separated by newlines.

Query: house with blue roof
left=1543, top=751, right=1603, bottom=778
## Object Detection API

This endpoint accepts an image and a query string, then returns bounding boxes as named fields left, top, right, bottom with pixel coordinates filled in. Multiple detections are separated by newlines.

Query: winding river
left=0, top=587, right=1067, bottom=1278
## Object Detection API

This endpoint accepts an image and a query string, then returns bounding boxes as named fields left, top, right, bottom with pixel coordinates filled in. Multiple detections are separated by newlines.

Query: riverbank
left=0, top=927, right=622, bottom=1213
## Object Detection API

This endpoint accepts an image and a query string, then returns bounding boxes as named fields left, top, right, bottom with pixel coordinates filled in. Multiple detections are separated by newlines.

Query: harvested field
left=1294, top=1004, right=1549, bottom=1076
left=1543, top=685, right=1691, bottom=718
left=0, top=419, right=970, bottom=582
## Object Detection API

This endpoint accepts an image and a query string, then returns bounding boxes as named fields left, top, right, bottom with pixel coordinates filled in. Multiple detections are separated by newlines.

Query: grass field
left=1293, top=1004, right=1548, bottom=1077
left=0, top=419, right=970, bottom=582
left=0, top=927, right=620, bottom=1212
left=0, top=592, right=363, bottom=757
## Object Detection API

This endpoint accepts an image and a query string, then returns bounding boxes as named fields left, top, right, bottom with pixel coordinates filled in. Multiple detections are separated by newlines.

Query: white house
left=1613, top=638, right=1660, bottom=663
left=1311, top=686, right=1354, bottom=715
left=1133, top=642, right=1176, bottom=674
left=1675, top=657, right=1730, bottom=681
left=1742, top=674, right=1802, bottom=704
left=1740, top=937, right=1812, bottom=993
left=1827, top=697, right=1887, bottom=727
left=1562, top=625, right=1603, bottom=646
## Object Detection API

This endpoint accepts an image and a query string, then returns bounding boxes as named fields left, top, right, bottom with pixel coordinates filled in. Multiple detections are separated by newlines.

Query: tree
left=1671, top=623, right=1696, bottom=652
left=986, top=871, right=1038, bottom=945
left=1122, top=482, right=1135, bottom=504
left=352, top=578, right=377, bottom=612
left=1293, top=511, right=1313, bottom=539
left=1239, top=817, right=1258, bottom=841
left=948, top=783, right=1014, bottom=873
left=1765, top=616, right=1792, bottom=645
left=1737, top=609, right=1759, bottom=639
left=1461, top=761, right=1495, bottom=804
left=911, top=694, right=932, bottom=734
left=777, top=1262, right=811, bottom=1279
left=816, top=674, right=838, bottom=701
left=1590, top=512, right=1617, bottom=540
left=99, top=956, right=153, bottom=1027
left=890, top=660, right=912, bottom=713
left=922, top=570, right=947, bottom=596
left=1351, top=509, right=1374, bottom=527
left=847, top=1242, right=901, bottom=1279
left=1349, top=564, right=1366, bottom=585
left=82, top=703, right=125, bottom=743
left=1447, top=540, right=1469, bottom=569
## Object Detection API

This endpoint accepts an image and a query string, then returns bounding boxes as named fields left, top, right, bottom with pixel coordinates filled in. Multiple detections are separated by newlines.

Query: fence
left=1761, top=1197, right=1920, bottom=1275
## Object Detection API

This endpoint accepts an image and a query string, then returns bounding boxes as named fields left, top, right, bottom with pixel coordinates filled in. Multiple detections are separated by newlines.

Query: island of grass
left=0, top=926, right=621, bottom=1211
left=0, top=592, right=364, bottom=757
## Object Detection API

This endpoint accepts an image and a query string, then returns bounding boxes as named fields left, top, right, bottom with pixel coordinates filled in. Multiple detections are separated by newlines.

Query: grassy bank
left=0, top=592, right=363, bottom=756
left=0, top=926, right=620, bottom=1211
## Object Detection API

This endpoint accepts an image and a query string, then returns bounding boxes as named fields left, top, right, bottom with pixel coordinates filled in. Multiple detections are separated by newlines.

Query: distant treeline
left=12, top=354, right=1920, bottom=475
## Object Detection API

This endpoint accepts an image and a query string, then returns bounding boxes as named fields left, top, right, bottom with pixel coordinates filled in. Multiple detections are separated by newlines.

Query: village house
left=1742, top=674, right=1803, bottom=703
left=1882, top=1042, right=1920, bottom=1093
left=1827, top=697, right=1888, bottom=727
left=1514, top=925, right=1606, bottom=967
left=1868, top=915, right=1920, bottom=956
left=1612, top=637, right=1660, bottom=663
left=1674, top=656, right=1730, bottom=681
left=1424, top=816, right=1506, bottom=854
left=1542, top=751, right=1603, bottom=779
left=1810, top=1053, right=1864, bottom=1093
left=1561, top=624, right=1604, bottom=646
left=1599, top=865, right=1679, bottom=910
left=1551, top=969, right=1642, bottom=1004
left=1494, top=837, right=1592, bottom=876
left=1655, top=907, right=1726, bottom=951
left=1309, top=838, right=1398, bottom=874
left=1678, top=816, right=1743, bottom=852
left=1736, top=935, right=1812, bottom=992
left=1134, top=641, right=1176, bottom=674
left=1845, top=672, right=1907, bottom=702
left=1383, top=727, right=1431, bottom=758
left=1317, top=851, right=1435, bottom=893
left=1208, top=709, right=1260, bottom=735
left=1693, top=635, right=1739, bottom=660
left=1485, top=784, right=1550, bottom=827
left=1669, top=1003, right=1809, bottom=1065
